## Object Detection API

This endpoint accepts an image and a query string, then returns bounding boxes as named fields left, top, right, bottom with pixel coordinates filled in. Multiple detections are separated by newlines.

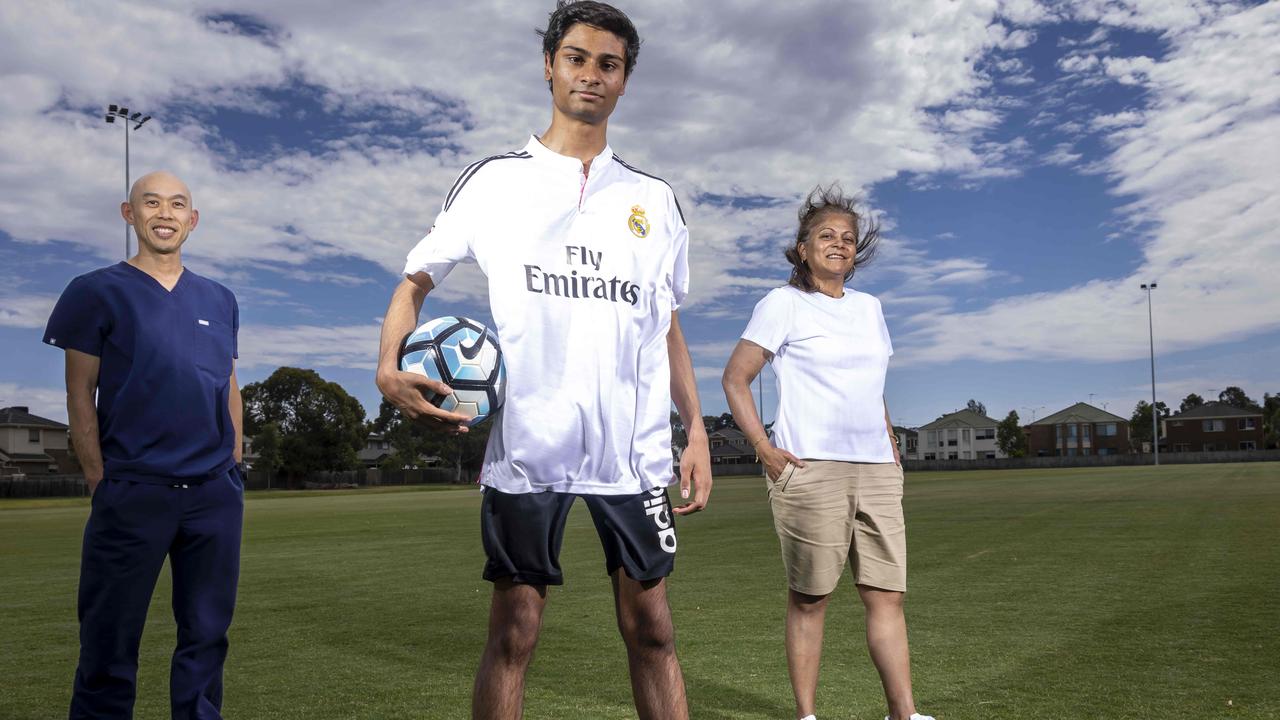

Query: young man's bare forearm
left=377, top=278, right=428, bottom=381
left=667, top=312, right=705, bottom=443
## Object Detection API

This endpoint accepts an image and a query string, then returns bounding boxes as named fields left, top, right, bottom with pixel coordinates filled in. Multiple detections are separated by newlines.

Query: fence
left=242, top=467, right=470, bottom=490
left=710, top=463, right=764, bottom=477
left=5, top=451, right=1276, bottom=498
left=904, top=449, right=1280, bottom=472
left=0, top=474, right=89, bottom=498
left=0, top=467, right=476, bottom=498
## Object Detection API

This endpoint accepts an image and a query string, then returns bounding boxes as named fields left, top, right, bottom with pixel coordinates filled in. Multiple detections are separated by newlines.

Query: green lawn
left=2, top=464, right=1277, bottom=719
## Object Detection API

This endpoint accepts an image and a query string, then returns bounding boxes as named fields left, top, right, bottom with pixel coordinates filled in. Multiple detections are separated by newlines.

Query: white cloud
left=0, top=0, right=1028, bottom=297
left=1058, top=54, right=1101, bottom=73
left=1042, top=142, right=1083, bottom=166
left=1067, top=0, right=1225, bottom=34
left=899, top=1, right=1280, bottom=365
left=1059, top=27, right=1111, bottom=48
left=0, top=294, right=56, bottom=328
left=4, top=0, right=1275, bottom=383
left=238, top=322, right=381, bottom=371
left=1103, top=55, right=1156, bottom=85
left=939, top=108, right=1004, bottom=133
left=1001, top=28, right=1038, bottom=50
left=1090, top=110, right=1144, bottom=130
left=998, top=0, right=1060, bottom=25
left=0, top=382, right=68, bottom=423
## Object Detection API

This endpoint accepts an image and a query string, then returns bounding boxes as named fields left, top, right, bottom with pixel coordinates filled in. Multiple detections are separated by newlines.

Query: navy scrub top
left=44, top=262, right=239, bottom=483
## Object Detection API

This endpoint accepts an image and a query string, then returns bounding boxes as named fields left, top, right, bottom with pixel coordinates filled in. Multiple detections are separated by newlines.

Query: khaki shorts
left=767, top=459, right=907, bottom=595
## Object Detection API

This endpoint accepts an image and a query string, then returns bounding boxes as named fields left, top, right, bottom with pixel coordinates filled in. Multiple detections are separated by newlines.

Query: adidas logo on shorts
left=643, top=487, right=677, bottom=554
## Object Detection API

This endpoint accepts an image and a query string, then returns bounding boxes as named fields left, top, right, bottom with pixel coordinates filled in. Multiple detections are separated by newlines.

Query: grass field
left=2, top=464, right=1278, bottom=719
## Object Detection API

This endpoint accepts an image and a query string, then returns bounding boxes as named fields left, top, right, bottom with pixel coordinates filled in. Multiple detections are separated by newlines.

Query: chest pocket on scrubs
left=193, top=318, right=233, bottom=380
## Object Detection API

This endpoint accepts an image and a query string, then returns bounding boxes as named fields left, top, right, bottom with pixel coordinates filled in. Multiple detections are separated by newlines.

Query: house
left=893, top=426, right=919, bottom=461
left=1, top=406, right=76, bottom=476
left=356, top=432, right=441, bottom=469
left=708, top=427, right=756, bottom=464
left=917, top=410, right=1003, bottom=460
left=358, top=432, right=397, bottom=468
left=1025, top=402, right=1129, bottom=457
left=1163, top=402, right=1265, bottom=452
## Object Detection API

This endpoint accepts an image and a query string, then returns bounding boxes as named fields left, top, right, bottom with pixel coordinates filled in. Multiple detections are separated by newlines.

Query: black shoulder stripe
left=612, top=156, right=685, bottom=225
left=444, top=151, right=532, bottom=212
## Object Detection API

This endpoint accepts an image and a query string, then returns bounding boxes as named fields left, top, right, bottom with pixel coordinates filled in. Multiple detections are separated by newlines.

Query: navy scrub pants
left=69, top=468, right=244, bottom=720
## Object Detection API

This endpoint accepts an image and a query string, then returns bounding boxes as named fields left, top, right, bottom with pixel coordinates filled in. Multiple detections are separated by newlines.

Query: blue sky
left=1, top=0, right=1277, bottom=429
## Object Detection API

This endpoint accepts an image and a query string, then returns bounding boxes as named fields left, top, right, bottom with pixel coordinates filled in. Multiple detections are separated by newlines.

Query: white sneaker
left=885, top=715, right=935, bottom=720
left=800, top=716, right=817, bottom=720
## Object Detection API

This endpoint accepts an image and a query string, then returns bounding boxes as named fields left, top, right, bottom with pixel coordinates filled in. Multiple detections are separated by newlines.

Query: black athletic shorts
left=479, top=486, right=677, bottom=585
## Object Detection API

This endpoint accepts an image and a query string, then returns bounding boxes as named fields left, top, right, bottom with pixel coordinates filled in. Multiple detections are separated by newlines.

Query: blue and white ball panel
left=398, top=315, right=505, bottom=426
left=440, top=327, right=490, bottom=383
left=452, top=388, right=491, bottom=419
left=404, top=315, right=462, bottom=346
left=400, top=347, right=445, bottom=384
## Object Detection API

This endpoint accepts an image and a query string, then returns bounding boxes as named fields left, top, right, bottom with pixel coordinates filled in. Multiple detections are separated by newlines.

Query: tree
left=996, top=410, right=1026, bottom=458
left=1129, top=400, right=1171, bottom=452
left=670, top=411, right=687, bottom=452
left=966, top=399, right=988, bottom=417
left=375, top=398, right=492, bottom=482
left=1264, top=393, right=1280, bottom=449
left=700, top=413, right=738, bottom=433
left=241, top=367, right=366, bottom=482
left=1179, top=393, right=1205, bottom=413
left=1218, top=386, right=1260, bottom=410
left=252, top=422, right=283, bottom=488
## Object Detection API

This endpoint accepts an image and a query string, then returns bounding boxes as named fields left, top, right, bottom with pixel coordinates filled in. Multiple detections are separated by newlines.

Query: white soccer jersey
left=742, top=285, right=896, bottom=464
left=404, top=136, right=689, bottom=495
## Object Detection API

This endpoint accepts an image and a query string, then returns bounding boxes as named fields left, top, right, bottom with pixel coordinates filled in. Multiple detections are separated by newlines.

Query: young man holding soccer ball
left=374, top=2, right=711, bottom=718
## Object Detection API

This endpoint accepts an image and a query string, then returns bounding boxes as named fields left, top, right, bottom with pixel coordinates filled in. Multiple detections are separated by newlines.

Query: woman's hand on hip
left=760, top=444, right=805, bottom=481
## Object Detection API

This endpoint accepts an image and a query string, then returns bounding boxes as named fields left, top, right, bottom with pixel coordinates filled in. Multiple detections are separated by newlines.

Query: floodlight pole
left=104, top=105, right=152, bottom=259
left=1142, top=282, right=1159, bottom=466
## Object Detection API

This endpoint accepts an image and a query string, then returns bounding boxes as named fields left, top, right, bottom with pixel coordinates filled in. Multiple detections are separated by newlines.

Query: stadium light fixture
left=103, top=103, right=153, bottom=259
left=1141, top=282, right=1159, bottom=466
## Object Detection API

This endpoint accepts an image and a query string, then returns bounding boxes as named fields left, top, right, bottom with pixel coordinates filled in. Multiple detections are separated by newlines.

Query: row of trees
left=243, top=367, right=747, bottom=482
left=241, top=367, right=1279, bottom=480
left=242, top=367, right=490, bottom=484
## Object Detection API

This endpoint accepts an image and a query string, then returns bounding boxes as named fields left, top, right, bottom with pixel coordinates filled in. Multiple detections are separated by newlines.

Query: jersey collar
left=524, top=135, right=614, bottom=175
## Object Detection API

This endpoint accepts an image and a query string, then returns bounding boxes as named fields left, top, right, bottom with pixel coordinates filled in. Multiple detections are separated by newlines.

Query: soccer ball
left=399, top=316, right=506, bottom=426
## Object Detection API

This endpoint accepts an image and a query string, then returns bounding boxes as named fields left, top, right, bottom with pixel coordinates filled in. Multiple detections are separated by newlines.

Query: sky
left=1, top=0, right=1277, bottom=429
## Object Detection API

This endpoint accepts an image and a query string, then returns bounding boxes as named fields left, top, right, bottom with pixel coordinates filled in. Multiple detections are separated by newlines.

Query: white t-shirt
left=404, top=136, right=689, bottom=495
left=741, top=285, right=895, bottom=463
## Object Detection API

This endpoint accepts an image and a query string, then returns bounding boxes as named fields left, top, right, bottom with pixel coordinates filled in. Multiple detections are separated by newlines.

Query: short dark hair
left=785, top=184, right=881, bottom=293
left=538, top=1, right=641, bottom=77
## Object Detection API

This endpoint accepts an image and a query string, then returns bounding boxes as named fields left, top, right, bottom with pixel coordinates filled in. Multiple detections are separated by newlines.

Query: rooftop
left=918, top=409, right=1000, bottom=431
left=1031, top=402, right=1127, bottom=426
left=1168, top=401, right=1263, bottom=420
left=0, top=406, right=67, bottom=430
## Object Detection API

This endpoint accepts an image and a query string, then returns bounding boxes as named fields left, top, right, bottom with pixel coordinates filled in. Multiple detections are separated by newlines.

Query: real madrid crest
left=627, top=205, right=650, bottom=239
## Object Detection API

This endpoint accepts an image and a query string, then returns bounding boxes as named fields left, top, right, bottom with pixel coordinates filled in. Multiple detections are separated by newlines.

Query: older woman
left=722, top=186, right=931, bottom=720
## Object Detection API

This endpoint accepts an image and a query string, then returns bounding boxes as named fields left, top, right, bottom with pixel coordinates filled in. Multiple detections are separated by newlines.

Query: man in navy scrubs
left=45, top=170, right=244, bottom=719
